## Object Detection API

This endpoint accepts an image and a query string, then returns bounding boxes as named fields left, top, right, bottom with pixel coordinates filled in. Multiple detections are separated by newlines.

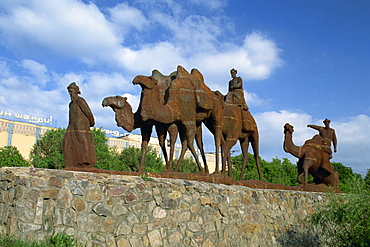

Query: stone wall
left=0, top=167, right=324, bottom=246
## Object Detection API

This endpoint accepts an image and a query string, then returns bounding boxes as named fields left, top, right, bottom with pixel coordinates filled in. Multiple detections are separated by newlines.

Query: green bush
left=309, top=177, right=370, bottom=246
left=115, top=146, right=165, bottom=173
left=172, top=157, right=199, bottom=173
left=0, top=146, right=29, bottom=168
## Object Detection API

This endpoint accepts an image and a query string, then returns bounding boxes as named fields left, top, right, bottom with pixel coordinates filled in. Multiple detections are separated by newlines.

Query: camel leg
left=184, top=124, right=204, bottom=173
left=216, top=135, right=226, bottom=174
left=174, top=130, right=188, bottom=172
left=303, top=161, right=313, bottom=186
left=239, top=138, right=249, bottom=180
left=227, top=147, right=233, bottom=177
left=167, top=124, right=178, bottom=171
left=297, top=160, right=305, bottom=184
left=195, top=124, right=209, bottom=173
left=139, top=126, right=152, bottom=172
left=250, top=134, right=263, bottom=181
left=213, top=125, right=222, bottom=175
left=221, top=139, right=232, bottom=175
left=155, top=125, right=169, bottom=170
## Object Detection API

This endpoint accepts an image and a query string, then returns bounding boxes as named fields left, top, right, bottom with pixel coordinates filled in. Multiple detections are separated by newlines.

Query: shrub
left=0, top=146, right=29, bottom=167
left=309, top=176, right=370, bottom=246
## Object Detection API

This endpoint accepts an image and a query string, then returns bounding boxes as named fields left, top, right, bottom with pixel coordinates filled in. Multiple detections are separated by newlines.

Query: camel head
left=132, top=75, right=158, bottom=90
left=284, top=123, right=294, bottom=134
left=102, top=96, right=134, bottom=131
left=102, top=96, right=127, bottom=109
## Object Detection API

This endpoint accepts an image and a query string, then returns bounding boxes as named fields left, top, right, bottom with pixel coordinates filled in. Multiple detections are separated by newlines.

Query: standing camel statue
left=102, top=70, right=182, bottom=172
left=283, top=123, right=339, bottom=188
left=102, top=95, right=178, bottom=172
left=208, top=91, right=262, bottom=180
left=133, top=66, right=223, bottom=173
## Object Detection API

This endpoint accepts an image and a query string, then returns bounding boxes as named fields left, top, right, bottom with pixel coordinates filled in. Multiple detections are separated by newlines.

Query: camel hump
left=151, top=69, right=165, bottom=80
left=305, top=134, right=324, bottom=147
left=190, top=68, right=204, bottom=82
left=176, top=65, right=189, bottom=78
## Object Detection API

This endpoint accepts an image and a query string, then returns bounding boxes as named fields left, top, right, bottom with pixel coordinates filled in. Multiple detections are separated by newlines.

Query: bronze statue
left=63, top=82, right=96, bottom=169
left=226, top=68, right=248, bottom=110
left=283, top=123, right=339, bottom=188
left=225, top=68, right=250, bottom=133
left=307, top=118, right=337, bottom=154
left=133, top=66, right=223, bottom=173
left=213, top=90, right=262, bottom=180
left=102, top=95, right=179, bottom=172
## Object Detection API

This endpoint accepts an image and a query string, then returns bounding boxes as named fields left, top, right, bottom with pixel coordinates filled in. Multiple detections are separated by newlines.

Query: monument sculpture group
left=64, top=66, right=339, bottom=191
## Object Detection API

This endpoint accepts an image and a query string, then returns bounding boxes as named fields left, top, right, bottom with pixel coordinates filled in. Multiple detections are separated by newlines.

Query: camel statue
left=102, top=96, right=179, bottom=172
left=283, top=123, right=339, bottom=188
left=207, top=91, right=262, bottom=180
left=133, top=66, right=223, bottom=173
left=102, top=70, right=182, bottom=172
left=221, top=102, right=262, bottom=180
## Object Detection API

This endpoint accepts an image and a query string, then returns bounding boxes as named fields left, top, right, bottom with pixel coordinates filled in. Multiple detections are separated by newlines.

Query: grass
left=0, top=233, right=76, bottom=247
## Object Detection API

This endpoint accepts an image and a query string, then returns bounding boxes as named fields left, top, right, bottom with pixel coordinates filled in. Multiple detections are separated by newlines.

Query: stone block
left=42, top=188, right=59, bottom=199
left=84, top=185, right=103, bottom=202
left=115, top=221, right=131, bottom=235
left=153, top=206, right=166, bottom=219
left=108, top=186, right=128, bottom=197
left=93, top=203, right=111, bottom=216
left=72, top=197, right=86, bottom=212
left=48, top=177, right=63, bottom=187
left=148, top=229, right=163, bottom=247
left=241, top=221, right=261, bottom=235
left=111, top=203, right=128, bottom=216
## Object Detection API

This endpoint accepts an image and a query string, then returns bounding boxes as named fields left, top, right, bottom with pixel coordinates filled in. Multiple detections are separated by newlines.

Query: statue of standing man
left=63, top=82, right=96, bottom=169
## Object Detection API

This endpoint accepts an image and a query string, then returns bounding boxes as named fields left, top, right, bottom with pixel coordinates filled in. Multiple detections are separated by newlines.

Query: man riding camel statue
left=225, top=68, right=250, bottom=132
left=307, top=118, right=337, bottom=175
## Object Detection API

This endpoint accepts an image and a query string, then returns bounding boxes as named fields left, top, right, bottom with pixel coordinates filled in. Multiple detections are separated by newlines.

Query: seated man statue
left=225, top=68, right=249, bottom=131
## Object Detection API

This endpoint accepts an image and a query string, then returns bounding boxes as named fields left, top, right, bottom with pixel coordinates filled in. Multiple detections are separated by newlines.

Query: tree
left=0, top=146, right=29, bottom=167
left=365, top=169, right=370, bottom=186
left=333, top=162, right=363, bottom=192
left=90, top=128, right=120, bottom=170
left=30, top=129, right=65, bottom=169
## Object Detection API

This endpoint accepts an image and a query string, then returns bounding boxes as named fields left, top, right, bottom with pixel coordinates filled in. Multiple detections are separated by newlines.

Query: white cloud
left=0, top=1, right=283, bottom=84
left=331, top=115, right=370, bottom=174
left=117, top=43, right=186, bottom=74
left=0, top=0, right=121, bottom=64
left=21, top=59, right=49, bottom=86
left=107, top=3, right=149, bottom=34
left=189, top=0, right=227, bottom=9
left=245, top=91, right=270, bottom=109
left=154, top=13, right=223, bottom=54
left=190, top=32, right=283, bottom=87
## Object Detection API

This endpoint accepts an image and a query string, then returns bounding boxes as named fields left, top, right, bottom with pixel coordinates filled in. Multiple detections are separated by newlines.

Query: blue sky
left=0, top=0, right=369, bottom=175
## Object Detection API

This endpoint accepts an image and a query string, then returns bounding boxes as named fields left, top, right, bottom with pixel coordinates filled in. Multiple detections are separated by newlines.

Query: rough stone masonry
left=0, top=167, right=324, bottom=246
